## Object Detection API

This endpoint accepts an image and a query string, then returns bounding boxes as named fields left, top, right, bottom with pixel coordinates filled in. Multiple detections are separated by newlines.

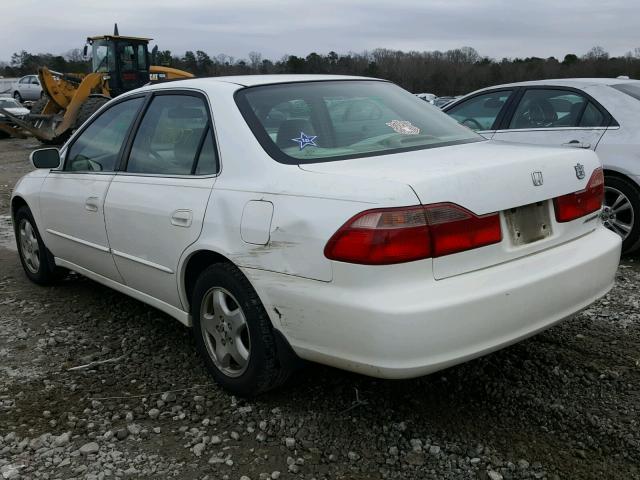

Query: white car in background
left=12, top=74, right=43, bottom=102
left=444, top=78, right=640, bottom=253
left=12, top=75, right=620, bottom=395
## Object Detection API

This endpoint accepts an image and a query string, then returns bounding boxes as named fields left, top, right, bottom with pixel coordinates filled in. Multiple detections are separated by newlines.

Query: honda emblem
left=531, top=171, right=544, bottom=186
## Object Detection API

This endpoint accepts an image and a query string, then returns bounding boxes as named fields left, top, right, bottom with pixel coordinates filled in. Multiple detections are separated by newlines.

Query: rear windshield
left=611, top=83, right=640, bottom=102
left=235, top=80, right=481, bottom=164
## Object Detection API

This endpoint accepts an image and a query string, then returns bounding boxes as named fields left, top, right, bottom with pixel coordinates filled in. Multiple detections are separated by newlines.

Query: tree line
left=2, top=46, right=639, bottom=96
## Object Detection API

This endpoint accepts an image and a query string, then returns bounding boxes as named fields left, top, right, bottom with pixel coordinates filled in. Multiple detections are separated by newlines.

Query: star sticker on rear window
left=291, top=131, right=318, bottom=150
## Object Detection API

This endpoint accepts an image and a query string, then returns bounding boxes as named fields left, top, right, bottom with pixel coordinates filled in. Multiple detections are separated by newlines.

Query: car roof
left=474, top=77, right=640, bottom=90
left=148, top=74, right=383, bottom=89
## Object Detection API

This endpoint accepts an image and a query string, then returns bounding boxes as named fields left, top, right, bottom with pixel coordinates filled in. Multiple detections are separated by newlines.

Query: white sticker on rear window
left=385, top=120, right=420, bottom=135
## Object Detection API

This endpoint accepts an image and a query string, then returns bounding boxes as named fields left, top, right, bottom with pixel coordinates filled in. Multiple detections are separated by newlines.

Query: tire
left=14, top=206, right=65, bottom=285
left=13, top=91, right=22, bottom=102
left=603, top=175, right=640, bottom=254
left=192, top=263, right=292, bottom=396
left=29, top=96, right=71, bottom=146
left=74, top=96, right=110, bottom=129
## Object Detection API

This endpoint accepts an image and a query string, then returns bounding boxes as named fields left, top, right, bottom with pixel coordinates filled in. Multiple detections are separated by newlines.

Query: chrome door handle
left=562, top=140, right=591, bottom=149
left=85, top=196, right=99, bottom=212
left=171, top=209, right=193, bottom=228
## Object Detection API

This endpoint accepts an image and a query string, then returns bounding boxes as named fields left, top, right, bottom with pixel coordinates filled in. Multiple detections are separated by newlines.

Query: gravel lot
left=0, top=137, right=639, bottom=480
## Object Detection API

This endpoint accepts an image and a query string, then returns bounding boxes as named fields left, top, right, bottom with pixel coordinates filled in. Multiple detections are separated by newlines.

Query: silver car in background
left=444, top=78, right=640, bottom=253
left=12, top=75, right=43, bottom=102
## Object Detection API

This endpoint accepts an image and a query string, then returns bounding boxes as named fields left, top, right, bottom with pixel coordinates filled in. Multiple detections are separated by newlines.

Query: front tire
left=192, top=263, right=291, bottom=396
left=14, top=206, right=65, bottom=285
left=13, top=91, right=22, bottom=102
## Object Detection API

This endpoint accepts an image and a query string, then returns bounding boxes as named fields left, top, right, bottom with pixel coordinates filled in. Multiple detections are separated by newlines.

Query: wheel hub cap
left=602, top=186, right=634, bottom=241
left=19, top=219, right=40, bottom=274
left=200, top=287, right=251, bottom=378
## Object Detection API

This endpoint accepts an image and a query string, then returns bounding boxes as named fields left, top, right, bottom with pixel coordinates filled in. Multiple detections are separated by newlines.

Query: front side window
left=92, top=41, right=115, bottom=73
left=236, top=80, right=480, bottom=164
left=137, top=45, right=148, bottom=70
left=19, top=77, right=29, bottom=84
left=509, top=89, right=587, bottom=129
left=66, top=97, right=143, bottom=172
left=119, top=45, right=136, bottom=72
left=127, top=94, right=213, bottom=175
left=446, top=91, right=512, bottom=131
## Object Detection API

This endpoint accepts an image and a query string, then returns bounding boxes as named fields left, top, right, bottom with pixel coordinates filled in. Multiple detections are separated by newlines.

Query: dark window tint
left=127, top=95, right=209, bottom=175
left=611, top=83, right=640, bottom=102
left=447, top=91, right=512, bottom=131
left=66, top=97, right=143, bottom=172
left=510, top=89, right=587, bottom=129
left=194, top=128, right=219, bottom=175
left=579, top=102, right=606, bottom=127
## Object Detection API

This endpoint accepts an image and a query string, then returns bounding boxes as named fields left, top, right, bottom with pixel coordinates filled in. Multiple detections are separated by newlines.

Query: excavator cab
left=86, top=34, right=151, bottom=96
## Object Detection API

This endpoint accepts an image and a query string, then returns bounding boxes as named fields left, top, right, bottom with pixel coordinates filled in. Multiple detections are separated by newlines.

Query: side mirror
left=30, top=148, right=61, bottom=169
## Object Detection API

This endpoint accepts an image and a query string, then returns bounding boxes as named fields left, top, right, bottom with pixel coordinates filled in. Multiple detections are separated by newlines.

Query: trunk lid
left=300, top=140, right=603, bottom=278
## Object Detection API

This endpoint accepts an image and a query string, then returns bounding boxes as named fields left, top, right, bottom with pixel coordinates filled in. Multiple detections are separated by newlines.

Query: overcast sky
left=2, top=0, right=639, bottom=63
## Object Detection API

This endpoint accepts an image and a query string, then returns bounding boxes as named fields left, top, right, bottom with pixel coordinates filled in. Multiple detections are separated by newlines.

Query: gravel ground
left=0, top=137, right=639, bottom=480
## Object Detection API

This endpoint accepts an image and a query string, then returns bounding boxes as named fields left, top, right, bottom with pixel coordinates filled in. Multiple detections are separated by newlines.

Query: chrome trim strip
left=111, top=249, right=174, bottom=274
left=45, top=229, right=110, bottom=252
left=493, top=127, right=607, bottom=133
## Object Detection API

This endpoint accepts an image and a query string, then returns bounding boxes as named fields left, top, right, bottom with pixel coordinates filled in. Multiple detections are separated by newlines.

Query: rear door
left=492, top=87, right=609, bottom=150
left=103, top=91, right=219, bottom=309
left=40, top=95, right=145, bottom=281
left=444, top=89, right=515, bottom=139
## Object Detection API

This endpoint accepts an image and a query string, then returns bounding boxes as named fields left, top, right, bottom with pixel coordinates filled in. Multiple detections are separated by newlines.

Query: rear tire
left=603, top=175, right=640, bottom=254
left=74, top=96, right=110, bottom=129
left=14, top=206, right=66, bottom=285
left=192, top=263, right=292, bottom=396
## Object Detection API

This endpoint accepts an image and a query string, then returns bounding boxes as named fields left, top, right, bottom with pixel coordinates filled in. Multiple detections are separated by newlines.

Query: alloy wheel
left=19, top=219, right=40, bottom=274
left=200, top=287, right=251, bottom=378
left=602, top=185, right=634, bottom=240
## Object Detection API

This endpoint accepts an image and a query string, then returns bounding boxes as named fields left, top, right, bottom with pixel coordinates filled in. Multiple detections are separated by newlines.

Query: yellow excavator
left=0, top=25, right=193, bottom=143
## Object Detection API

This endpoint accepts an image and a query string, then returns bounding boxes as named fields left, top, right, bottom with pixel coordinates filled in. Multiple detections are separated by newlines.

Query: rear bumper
left=244, top=227, right=621, bottom=379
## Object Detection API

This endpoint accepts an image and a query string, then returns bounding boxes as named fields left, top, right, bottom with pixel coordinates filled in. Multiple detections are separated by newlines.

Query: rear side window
left=127, top=94, right=215, bottom=175
left=579, top=102, right=606, bottom=127
left=236, top=80, right=480, bottom=164
left=509, top=89, right=587, bottom=129
left=66, top=97, right=143, bottom=172
left=447, top=91, right=512, bottom=131
left=611, top=83, right=640, bottom=102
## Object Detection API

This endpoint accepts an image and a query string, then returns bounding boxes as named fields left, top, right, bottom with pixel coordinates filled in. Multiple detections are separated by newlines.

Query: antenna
left=114, top=23, right=119, bottom=36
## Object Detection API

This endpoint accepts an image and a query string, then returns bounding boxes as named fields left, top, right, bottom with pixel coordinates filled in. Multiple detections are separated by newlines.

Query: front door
left=40, top=96, right=145, bottom=281
left=492, top=88, right=608, bottom=151
left=104, top=91, right=219, bottom=308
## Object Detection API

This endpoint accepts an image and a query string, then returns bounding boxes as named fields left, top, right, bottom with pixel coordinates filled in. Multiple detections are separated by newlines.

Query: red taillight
left=553, top=168, right=604, bottom=223
left=324, top=203, right=502, bottom=265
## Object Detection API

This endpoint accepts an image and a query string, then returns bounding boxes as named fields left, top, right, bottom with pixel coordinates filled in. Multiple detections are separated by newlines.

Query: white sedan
left=11, top=75, right=621, bottom=395
left=444, top=78, right=640, bottom=253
